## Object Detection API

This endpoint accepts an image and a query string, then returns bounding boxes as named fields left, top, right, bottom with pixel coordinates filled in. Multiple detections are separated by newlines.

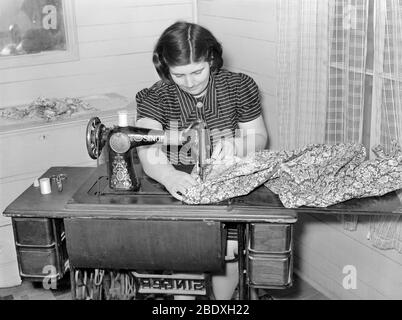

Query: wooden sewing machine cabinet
left=3, top=165, right=298, bottom=299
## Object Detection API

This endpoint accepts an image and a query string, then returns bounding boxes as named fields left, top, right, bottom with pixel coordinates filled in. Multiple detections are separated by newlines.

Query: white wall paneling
left=198, top=0, right=278, bottom=149
left=294, top=213, right=402, bottom=299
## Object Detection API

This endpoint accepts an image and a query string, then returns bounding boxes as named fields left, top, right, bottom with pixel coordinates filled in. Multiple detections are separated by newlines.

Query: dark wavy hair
left=152, top=21, right=223, bottom=83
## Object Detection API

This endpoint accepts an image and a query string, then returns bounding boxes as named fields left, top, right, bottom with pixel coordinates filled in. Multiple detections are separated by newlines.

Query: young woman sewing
left=135, top=21, right=268, bottom=300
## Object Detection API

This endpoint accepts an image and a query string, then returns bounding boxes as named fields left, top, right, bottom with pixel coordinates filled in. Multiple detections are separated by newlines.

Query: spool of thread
left=118, top=110, right=128, bottom=127
left=39, top=178, right=51, bottom=195
left=33, top=178, right=40, bottom=187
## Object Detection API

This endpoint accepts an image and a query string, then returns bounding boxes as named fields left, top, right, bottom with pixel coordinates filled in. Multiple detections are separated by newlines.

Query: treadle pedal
left=259, top=293, right=274, bottom=300
left=257, top=288, right=275, bottom=300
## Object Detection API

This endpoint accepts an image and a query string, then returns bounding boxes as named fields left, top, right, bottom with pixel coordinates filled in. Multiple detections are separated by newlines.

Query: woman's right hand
left=161, top=170, right=199, bottom=201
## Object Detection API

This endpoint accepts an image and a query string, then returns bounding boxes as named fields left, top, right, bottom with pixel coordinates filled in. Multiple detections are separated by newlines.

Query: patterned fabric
left=266, top=143, right=402, bottom=208
left=0, top=97, right=94, bottom=121
left=182, top=150, right=294, bottom=204
left=182, top=143, right=402, bottom=209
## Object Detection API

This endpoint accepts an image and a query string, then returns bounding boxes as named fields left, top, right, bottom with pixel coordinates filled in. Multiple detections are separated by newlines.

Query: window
left=326, top=0, right=402, bottom=157
left=0, top=0, right=78, bottom=69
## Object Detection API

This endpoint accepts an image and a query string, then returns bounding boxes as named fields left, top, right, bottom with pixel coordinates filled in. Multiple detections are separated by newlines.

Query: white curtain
left=277, top=0, right=329, bottom=150
left=371, top=0, right=402, bottom=152
left=369, top=0, right=402, bottom=253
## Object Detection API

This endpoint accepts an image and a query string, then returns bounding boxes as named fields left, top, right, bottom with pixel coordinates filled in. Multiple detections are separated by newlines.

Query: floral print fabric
left=182, top=149, right=295, bottom=205
left=182, top=143, right=402, bottom=208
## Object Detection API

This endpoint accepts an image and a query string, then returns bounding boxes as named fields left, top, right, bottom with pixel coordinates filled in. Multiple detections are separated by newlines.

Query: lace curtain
left=277, top=0, right=329, bottom=150
left=369, top=0, right=402, bottom=252
left=371, top=0, right=402, bottom=153
left=277, top=0, right=402, bottom=252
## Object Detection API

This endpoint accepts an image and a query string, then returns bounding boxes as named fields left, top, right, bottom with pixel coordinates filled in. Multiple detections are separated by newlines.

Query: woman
left=135, top=21, right=268, bottom=300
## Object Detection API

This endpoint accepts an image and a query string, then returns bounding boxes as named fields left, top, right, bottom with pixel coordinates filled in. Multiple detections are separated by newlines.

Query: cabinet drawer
left=1, top=124, right=90, bottom=179
left=13, top=218, right=56, bottom=246
left=17, top=247, right=60, bottom=278
left=249, top=223, right=292, bottom=253
left=248, top=253, right=292, bottom=288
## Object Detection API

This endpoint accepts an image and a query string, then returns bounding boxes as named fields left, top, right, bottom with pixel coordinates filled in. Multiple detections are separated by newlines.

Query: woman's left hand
left=210, top=139, right=236, bottom=162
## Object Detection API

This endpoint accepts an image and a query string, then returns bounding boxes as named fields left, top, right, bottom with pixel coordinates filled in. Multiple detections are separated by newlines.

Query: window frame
left=0, top=0, right=79, bottom=70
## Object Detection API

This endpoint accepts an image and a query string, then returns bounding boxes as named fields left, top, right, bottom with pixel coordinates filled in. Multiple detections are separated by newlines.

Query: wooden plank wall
left=0, top=0, right=195, bottom=107
left=197, top=0, right=279, bottom=149
left=294, top=213, right=402, bottom=299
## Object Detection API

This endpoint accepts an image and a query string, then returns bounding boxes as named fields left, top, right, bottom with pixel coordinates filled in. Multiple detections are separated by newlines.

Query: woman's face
left=169, top=61, right=210, bottom=95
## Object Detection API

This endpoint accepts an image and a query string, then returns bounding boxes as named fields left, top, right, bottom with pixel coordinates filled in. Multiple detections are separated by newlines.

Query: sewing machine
left=85, top=115, right=212, bottom=191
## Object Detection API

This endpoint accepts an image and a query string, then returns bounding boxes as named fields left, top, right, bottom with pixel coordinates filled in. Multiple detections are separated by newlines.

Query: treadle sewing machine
left=74, top=114, right=293, bottom=299
left=3, top=113, right=299, bottom=300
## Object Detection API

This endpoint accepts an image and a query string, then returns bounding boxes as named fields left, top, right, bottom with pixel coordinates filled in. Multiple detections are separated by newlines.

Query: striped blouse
left=135, top=68, right=261, bottom=164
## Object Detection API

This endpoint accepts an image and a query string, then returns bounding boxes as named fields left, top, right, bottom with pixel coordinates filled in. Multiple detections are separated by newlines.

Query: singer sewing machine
left=85, top=115, right=211, bottom=191
left=72, top=115, right=295, bottom=299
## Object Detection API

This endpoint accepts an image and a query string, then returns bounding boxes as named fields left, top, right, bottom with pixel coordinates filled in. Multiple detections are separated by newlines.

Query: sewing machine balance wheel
left=86, top=117, right=106, bottom=159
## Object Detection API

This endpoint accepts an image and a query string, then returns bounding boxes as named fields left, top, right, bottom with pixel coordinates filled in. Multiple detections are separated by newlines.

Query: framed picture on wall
left=0, top=0, right=79, bottom=69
